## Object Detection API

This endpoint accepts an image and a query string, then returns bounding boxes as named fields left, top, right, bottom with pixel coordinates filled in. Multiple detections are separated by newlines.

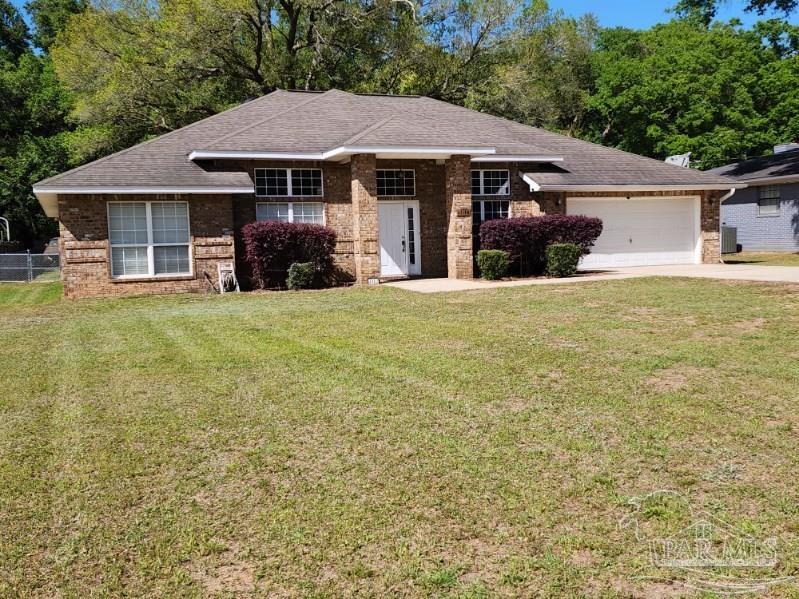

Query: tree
left=51, top=0, right=412, bottom=148
left=0, top=0, right=81, bottom=249
left=0, top=0, right=29, bottom=59
left=584, top=20, right=799, bottom=168
left=465, top=1, right=598, bottom=135
left=674, top=0, right=797, bottom=26
left=25, top=0, right=86, bottom=50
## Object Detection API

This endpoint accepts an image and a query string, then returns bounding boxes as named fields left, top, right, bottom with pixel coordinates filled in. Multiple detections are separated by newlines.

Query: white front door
left=378, top=201, right=421, bottom=277
left=567, top=197, right=701, bottom=269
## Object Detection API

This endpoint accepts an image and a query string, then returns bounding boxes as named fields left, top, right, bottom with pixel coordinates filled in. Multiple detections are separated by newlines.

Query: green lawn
left=724, top=251, right=799, bottom=266
left=2, top=280, right=799, bottom=597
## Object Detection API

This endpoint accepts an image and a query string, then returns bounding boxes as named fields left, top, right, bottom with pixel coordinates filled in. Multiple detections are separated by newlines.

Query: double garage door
left=567, top=196, right=701, bottom=269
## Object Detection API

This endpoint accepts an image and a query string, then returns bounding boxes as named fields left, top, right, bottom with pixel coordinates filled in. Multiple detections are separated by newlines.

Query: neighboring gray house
left=710, top=144, right=799, bottom=252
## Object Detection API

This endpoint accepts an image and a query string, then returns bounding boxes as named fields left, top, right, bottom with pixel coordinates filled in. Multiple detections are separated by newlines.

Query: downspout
left=718, top=188, right=737, bottom=264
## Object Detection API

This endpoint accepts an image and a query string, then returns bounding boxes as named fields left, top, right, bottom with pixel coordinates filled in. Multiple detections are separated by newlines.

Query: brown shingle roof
left=34, top=89, right=739, bottom=191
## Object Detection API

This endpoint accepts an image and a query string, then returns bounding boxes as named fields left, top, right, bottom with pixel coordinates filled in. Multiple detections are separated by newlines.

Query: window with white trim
left=255, top=168, right=323, bottom=197
left=377, top=170, right=415, bottom=196
left=472, top=200, right=510, bottom=238
left=471, top=170, right=510, bottom=196
left=758, top=185, right=780, bottom=216
left=108, top=201, right=191, bottom=278
left=256, top=202, right=324, bottom=224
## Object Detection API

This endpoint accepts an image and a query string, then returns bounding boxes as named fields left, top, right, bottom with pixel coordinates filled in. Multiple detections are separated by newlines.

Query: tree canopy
left=1, top=0, right=799, bottom=248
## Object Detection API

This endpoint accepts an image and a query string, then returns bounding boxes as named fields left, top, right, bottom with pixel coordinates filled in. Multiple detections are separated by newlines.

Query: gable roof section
left=708, top=149, right=799, bottom=184
left=34, top=88, right=740, bottom=202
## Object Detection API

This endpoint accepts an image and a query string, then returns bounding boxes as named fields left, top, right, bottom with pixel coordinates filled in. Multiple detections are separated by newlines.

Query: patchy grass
left=2, top=279, right=799, bottom=597
left=724, top=251, right=799, bottom=266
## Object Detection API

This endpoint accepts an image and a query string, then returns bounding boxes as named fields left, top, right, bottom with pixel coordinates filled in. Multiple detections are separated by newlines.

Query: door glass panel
left=407, top=206, right=416, bottom=266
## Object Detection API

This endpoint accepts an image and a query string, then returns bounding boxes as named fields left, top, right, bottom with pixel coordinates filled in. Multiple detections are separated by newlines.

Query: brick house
left=34, top=89, right=742, bottom=298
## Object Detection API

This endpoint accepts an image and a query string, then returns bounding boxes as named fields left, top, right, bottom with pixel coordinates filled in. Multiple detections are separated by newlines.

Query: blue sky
left=550, top=0, right=791, bottom=28
left=9, top=0, right=796, bottom=29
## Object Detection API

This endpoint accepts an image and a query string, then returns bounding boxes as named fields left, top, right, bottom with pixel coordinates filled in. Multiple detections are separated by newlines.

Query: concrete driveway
left=385, top=264, right=799, bottom=293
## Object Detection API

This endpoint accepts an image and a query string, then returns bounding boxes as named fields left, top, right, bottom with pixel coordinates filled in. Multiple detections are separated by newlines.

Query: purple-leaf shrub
left=242, top=221, right=337, bottom=289
left=480, top=215, right=603, bottom=275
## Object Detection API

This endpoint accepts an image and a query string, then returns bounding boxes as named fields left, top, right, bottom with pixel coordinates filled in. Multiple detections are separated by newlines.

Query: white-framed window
left=255, top=168, right=323, bottom=197
left=472, top=199, right=510, bottom=238
left=256, top=202, right=325, bottom=224
left=471, top=169, right=510, bottom=196
left=108, top=201, right=191, bottom=278
left=758, top=185, right=780, bottom=216
left=377, top=170, right=415, bottom=196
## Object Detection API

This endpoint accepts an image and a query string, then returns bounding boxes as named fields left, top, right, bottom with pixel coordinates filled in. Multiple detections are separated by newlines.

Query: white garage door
left=567, top=197, right=700, bottom=269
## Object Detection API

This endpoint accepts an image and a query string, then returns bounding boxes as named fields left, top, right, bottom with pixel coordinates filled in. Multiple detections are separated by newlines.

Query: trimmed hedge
left=477, top=249, right=510, bottom=280
left=287, top=262, right=316, bottom=290
left=546, top=243, right=582, bottom=277
left=242, top=221, right=337, bottom=289
left=479, top=215, right=603, bottom=275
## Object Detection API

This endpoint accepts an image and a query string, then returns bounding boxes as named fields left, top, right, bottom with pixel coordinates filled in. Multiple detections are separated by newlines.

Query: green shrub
left=546, top=243, right=582, bottom=277
left=286, top=262, right=316, bottom=290
left=477, top=249, right=510, bottom=280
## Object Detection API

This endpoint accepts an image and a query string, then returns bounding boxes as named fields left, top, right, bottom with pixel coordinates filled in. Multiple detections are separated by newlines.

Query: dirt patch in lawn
left=646, top=366, right=712, bottom=393
left=187, top=544, right=256, bottom=595
left=732, top=317, right=766, bottom=333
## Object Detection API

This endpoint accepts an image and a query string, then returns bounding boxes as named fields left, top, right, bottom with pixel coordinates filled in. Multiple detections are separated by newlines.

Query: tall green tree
left=0, top=0, right=29, bottom=59
left=25, top=0, right=86, bottom=50
left=0, top=0, right=81, bottom=248
left=466, top=0, right=598, bottom=135
left=52, top=0, right=412, bottom=148
left=675, top=0, right=797, bottom=27
left=585, top=20, right=799, bottom=168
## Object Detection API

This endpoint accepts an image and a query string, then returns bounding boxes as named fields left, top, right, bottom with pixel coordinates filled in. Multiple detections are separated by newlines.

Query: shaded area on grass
left=724, top=251, right=799, bottom=266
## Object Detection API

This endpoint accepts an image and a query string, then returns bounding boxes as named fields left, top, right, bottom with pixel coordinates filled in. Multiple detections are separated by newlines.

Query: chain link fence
left=0, top=252, right=61, bottom=282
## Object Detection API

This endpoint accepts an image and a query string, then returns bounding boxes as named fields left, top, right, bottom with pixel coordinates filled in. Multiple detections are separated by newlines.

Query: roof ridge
left=35, top=90, right=288, bottom=188
left=338, top=116, right=395, bottom=146
left=199, top=90, right=332, bottom=149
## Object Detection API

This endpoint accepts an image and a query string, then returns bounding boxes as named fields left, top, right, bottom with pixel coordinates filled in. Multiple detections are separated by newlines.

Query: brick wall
left=351, top=154, right=380, bottom=283
left=58, top=194, right=235, bottom=298
left=446, top=155, right=473, bottom=279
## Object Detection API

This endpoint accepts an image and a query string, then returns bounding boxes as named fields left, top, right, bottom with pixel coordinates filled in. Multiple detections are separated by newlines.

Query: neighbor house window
left=758, top=185, right=780, bottom=216
left=377, top=170, right=415, bottom=196
left=471, top=170, right=510, bottom=196
left=256, top=202, right=324, bottom=224
left=108, top=201, right=191, bottom=278
left=255, top=168, right=323, bottom=197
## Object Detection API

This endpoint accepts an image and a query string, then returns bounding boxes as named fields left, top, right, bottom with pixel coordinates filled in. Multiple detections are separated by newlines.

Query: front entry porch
left=349, top=154, right=474, bottom=284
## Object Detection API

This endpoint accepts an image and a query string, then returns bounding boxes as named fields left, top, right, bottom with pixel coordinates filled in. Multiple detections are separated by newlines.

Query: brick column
left=445, top=155, right=473, bottom=279
left=351, top=154, right=380, bottom=283
left=701, top=190, right=722, bottom=264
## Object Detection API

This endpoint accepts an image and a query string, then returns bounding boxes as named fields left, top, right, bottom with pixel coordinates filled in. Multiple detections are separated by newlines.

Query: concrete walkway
left=384, top=264, right=799, bottom=293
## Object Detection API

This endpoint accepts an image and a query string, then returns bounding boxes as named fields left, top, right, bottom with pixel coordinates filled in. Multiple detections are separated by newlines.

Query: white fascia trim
left=33, top=186, right=254, bottom=194
left=521, top=174, right=541, bottom=192
left=189, top=146, right=498, bottom=161
left=472, top=155, right=564, bottom=163
left=532, top=183, right=748, bottom=192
